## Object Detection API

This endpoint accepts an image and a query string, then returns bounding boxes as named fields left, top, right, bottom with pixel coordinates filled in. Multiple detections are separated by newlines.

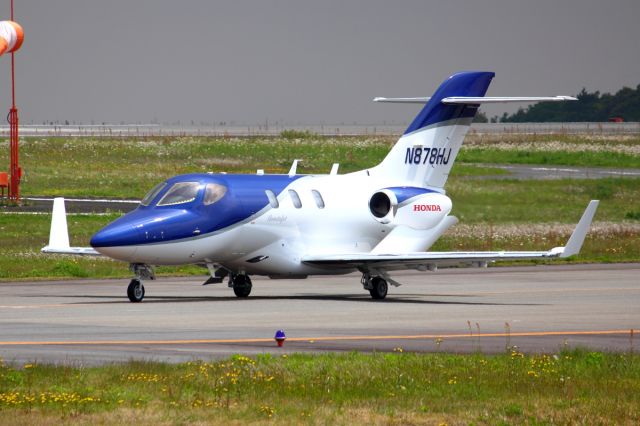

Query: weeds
left=0, top=350, right=638, bottom=424
left=0, top=134, right=638, bottom=199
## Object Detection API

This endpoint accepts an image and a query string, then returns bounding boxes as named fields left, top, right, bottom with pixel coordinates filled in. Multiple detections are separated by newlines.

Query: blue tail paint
left=372, top=71, right=495, bottom=189
left=404, top=71, right=494, bottom=135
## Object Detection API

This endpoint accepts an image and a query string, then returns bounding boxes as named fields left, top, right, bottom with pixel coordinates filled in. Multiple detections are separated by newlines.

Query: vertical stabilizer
left=372, top=71, right=494, bottom=188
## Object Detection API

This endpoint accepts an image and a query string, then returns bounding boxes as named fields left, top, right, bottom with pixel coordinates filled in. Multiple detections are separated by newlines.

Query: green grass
left=8, top=136, right=396, bottom=198
left=1, top=350, right=638, bottom=424
left=458, top=148, right=640, bottom=168
left=447, top=177, right=640, bottom=223
left=1, top=134, right=638, bottom=199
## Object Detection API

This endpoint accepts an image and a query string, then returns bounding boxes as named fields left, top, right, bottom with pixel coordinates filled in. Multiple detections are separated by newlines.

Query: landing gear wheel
left=369, top=277, right=388, bottom=300
left=127, top=279, right=145, bottom=303
left=232, top=274, right=252, bottom=298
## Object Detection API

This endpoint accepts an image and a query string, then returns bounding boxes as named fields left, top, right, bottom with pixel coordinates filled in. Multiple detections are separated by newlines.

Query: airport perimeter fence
left=0, top=122, right=639, bottom=137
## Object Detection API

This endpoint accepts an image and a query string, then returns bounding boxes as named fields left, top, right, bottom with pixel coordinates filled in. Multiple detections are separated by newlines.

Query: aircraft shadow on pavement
left=28, top=293, right=544, bottom=306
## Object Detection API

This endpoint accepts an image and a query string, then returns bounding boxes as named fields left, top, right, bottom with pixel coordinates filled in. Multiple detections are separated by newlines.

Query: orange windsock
left=0, top=20, right=24, bottom=56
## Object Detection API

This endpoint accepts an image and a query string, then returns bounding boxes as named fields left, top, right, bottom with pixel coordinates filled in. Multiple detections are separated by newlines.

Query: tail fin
left=372, top=71, right=494, bottom=189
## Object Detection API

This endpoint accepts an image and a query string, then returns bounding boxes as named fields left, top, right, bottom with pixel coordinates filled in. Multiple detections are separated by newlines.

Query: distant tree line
left=497, top=84, right=640, bottom=122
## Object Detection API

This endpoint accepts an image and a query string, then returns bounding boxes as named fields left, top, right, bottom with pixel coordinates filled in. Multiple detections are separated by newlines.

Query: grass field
left=0, top=350, right=638, bottom=425
left=0, top=133, right=638, bottom=198
left=0, top=133, right=639, bottom=279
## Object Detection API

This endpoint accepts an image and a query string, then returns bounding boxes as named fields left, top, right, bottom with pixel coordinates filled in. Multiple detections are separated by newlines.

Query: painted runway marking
left=0, top=329, right=636, bottom=346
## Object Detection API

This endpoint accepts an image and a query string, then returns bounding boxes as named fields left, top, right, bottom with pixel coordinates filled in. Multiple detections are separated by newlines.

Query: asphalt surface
left=478, top=164, right=640, bottom=180
left=0, top=263, right=638, bottom=365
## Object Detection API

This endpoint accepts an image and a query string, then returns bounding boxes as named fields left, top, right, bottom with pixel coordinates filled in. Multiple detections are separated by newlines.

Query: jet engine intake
left=368, top=190, right=398, bottom=224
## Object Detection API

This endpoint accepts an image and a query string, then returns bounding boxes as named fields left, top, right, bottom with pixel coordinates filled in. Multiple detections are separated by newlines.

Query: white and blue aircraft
left=42, top=71, right=598, bottom=302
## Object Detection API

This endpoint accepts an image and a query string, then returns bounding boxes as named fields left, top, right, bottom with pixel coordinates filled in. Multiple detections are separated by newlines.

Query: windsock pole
left=8, top=0, right=20, bottom=201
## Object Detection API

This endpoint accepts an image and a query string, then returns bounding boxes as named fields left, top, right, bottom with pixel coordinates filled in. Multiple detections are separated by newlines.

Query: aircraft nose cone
left=90, top=223, right=139, bottom=247
left=90, top=223, right=140, bottom=261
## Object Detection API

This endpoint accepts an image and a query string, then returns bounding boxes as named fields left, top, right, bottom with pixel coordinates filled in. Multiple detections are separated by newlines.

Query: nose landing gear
left=126, top=263, right=155, bottom=303
left=127, top=279, right=145, bottom=303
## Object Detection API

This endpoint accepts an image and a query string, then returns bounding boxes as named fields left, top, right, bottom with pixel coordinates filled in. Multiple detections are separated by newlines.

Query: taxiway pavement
left=0, top=263, right=638, bottom=365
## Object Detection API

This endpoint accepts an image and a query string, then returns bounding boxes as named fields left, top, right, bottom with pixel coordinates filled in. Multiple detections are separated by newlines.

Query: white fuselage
left=97, top=170, right=453, bottom=276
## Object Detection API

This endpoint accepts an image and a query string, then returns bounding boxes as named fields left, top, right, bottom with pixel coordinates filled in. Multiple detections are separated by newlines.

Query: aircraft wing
left=41, top=246, right=101, bottom=256
left=41, top=197, right=103, bottom=256
left=303, top=250, right=557, bottom=271
left=302, top=200, right=599, bottom=272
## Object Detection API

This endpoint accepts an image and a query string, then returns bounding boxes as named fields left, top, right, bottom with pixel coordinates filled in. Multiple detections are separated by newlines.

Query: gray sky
left=1, top=0, right=639, bottom=125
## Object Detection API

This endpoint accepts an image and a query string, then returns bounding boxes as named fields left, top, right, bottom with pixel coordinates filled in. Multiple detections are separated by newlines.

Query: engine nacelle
left=369, top=187, right=452, bottom=230
left=368, top=189, right=398, bottom=224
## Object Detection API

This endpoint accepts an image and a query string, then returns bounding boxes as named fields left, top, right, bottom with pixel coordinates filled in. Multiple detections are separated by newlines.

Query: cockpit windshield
left=203, top=183, right=227, bottom=205
left=157, top=182, right=200, bottom=206
left=140, top=182, right=167, bottom=206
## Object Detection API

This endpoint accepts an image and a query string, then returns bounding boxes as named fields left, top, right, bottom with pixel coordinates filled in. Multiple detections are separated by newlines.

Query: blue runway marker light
left=274, top=329, right=286, bottom=347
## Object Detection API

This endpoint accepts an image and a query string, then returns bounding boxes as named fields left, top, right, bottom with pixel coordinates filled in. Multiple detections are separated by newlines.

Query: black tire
left=127, top=279, right=145, bottom=303
left=369, top=277, right=388, bottom=300
left=232, top=275, right=252, bottom=298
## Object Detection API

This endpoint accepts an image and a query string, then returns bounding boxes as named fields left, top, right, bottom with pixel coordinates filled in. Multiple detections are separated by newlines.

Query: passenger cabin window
left=311, top=190, right=325, bottom=209
left=265, top=190, right=279, bottom=208
left=140, top=182, right=166, bottom=206
left=204, top=183, right=227, bottom=205
left=157, top=182, right=200, bottom=206
left=288, top=189, right=302, bottom=209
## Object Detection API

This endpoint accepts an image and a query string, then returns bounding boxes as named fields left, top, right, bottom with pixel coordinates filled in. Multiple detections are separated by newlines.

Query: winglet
left=557, top=200, right=599, bottom=258
left=41, top=197, right=102, bottom=256
left=46, top=197, right=70, bottom=249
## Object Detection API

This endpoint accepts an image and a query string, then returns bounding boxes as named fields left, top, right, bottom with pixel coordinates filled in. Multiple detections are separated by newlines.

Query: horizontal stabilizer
left=373, top=97, right=431, bottom=104
left=374, top=96, right=576, bottom=105
left=442, top=96, right=577, bottom=104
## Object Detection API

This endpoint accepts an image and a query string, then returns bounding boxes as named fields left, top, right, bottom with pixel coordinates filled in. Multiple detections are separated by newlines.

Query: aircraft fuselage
left=90, top=171, right=452, bottom=276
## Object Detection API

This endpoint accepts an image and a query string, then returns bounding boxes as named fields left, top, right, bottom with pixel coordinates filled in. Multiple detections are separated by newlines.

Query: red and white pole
left=8, top=0, right=20, bottom=201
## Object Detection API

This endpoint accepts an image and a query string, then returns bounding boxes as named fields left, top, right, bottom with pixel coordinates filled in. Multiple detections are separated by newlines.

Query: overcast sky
left=1, top=0, right=639, bottom=125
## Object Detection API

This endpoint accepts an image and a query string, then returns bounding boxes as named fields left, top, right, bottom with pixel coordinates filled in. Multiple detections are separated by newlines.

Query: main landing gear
left=127, top=279, right=145, bottom=303
left=127, top=263, right=155, bottom=303
left=362, top=273, right=388, bottom=300
left=230, top=273, right=252, bottom=298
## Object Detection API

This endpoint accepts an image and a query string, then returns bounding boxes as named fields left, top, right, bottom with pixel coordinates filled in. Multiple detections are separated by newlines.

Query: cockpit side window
left=140, top=182, right=167, bottom=206
left=157, top=182, right=200, bottom=206
left=204, top=183, right=227, bottom=205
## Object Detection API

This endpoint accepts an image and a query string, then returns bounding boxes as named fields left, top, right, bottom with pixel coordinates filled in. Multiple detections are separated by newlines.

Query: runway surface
left=0, top=263, right=638, bottom=365
left=475, top=164, right=640, bottom=180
